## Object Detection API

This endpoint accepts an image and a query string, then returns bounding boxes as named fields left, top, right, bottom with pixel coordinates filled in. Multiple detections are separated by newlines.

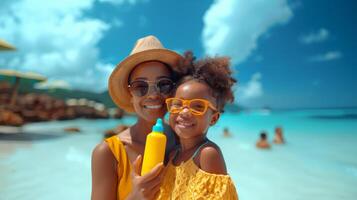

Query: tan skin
left=169, top=80, right=227, bottom=174
left=256, top=140, right=271, bottom=149
left=273, top=127, right=285, bottom=144
left=256, top=134, right=271, bottom=149
left=91, top=61, right=175, bottom=200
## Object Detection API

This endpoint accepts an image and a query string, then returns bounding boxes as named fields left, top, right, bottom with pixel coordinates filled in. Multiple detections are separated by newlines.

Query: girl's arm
left=91, top=142, right=117, bottom=200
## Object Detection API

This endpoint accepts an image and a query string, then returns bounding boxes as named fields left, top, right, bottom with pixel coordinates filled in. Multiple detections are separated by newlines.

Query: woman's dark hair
left=176, top=51, right=237, bottom=112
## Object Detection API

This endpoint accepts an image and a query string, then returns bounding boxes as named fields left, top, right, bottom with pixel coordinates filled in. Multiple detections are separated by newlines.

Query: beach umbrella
left=0, top=69, right=47, bottom=106
left=0, top=39, right=16, bottom=51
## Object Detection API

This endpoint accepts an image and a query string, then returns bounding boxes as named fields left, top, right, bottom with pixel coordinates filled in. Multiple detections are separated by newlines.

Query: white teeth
left=177, top=121, right=194, bottom=127
left=145, top=105, right=162, bottom=109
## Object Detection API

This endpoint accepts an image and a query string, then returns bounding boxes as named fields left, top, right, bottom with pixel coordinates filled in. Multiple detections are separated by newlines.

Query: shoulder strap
left=171, top=146, right=180, bottom=162
left=104, top=135, right=125, bottom=162
left=192, top=138, right=211, bottom=159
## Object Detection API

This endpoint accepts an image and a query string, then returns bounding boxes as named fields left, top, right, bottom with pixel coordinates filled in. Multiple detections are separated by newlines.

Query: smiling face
left=129, top=61, right=173, bottom=123
left=169, top=79, right=220, bottom=140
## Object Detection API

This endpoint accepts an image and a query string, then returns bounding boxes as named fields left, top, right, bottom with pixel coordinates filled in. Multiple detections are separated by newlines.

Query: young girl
left=157, top=52, right=239, bottom=199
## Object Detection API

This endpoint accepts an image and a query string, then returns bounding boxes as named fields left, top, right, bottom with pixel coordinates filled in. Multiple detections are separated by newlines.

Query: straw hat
left=109, top=35, right=183, bottom=113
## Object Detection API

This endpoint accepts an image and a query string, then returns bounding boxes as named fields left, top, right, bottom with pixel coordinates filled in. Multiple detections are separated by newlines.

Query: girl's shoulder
left=194, top=141, right=227, bottom=175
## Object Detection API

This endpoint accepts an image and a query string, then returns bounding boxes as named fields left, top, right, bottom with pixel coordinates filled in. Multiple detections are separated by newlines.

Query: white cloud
left=202, top=0, right=293, bottom=65
left=309, top=51, right=342, bottom=62
left=236, top=72, right=263, bottom=104
left=0, top=0, right=115, bottom=92
left=35, top=79, right=72, bottom=90
left=300, top=28, right=329, bottom=44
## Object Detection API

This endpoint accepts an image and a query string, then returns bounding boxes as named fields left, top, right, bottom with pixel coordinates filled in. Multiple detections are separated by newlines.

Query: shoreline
left=0, top=125, right=67, bottom=141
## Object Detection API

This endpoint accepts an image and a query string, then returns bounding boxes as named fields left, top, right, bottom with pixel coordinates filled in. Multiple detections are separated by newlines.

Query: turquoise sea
left=1, top=108, right=357, bottom=200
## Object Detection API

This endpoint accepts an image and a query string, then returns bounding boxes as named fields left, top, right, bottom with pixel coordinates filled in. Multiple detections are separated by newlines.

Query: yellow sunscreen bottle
left=141, top=118, right=166, bottom=176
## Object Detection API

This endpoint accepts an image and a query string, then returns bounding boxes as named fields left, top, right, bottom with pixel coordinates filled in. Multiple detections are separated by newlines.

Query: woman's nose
left=146, top=84, right=160, bottom=96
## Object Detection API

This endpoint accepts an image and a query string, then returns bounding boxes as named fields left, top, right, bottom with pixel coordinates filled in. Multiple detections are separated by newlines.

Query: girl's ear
left=209, top=112, right=220, bottom=126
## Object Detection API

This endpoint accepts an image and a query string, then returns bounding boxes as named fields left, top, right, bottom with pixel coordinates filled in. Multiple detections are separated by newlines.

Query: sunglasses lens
left=129, top=81, right=148, bottom=97
left=189, top=100, right=207, bottom=114
left=167, top=98, right=182, bottom=113
left=130, top=79, right=174, bottom=97
left=157, top=79, right=174, bottom=94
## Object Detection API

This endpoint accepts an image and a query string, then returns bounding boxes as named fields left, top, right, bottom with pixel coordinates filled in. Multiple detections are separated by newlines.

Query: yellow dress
left=157, top=147, right=239, bottom=199
left=105, top=136, right=132, bottom=200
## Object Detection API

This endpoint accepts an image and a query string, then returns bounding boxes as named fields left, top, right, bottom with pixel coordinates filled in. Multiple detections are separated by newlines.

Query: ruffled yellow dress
left=157, top=145, right=239, bottom=200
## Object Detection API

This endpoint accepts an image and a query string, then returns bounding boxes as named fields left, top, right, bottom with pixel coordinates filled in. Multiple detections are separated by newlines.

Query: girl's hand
left=126, top=155, right=165, bottom=200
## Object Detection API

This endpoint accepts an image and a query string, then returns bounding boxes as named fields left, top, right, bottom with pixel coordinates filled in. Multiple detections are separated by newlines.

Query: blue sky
left=0, top=0, right=356, bottom=109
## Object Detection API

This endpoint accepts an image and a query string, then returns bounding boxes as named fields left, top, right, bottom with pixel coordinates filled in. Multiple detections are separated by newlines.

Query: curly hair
left=176, top=51, right=237, bottom=112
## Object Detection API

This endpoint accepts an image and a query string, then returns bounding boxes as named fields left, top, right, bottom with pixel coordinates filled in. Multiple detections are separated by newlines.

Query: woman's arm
left=91, top=142, right=117, bottom=200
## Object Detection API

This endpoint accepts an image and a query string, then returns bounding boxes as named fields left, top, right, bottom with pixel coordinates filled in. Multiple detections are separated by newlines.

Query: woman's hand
left=126, top=155, right=165, bottom=200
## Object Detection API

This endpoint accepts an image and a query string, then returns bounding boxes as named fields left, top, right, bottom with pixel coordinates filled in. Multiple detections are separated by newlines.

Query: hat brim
left=109, top=49, right=182, bottom=113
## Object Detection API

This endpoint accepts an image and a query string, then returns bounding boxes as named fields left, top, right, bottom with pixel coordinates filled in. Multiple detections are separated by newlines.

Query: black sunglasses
left=128, top=78, right=175, bottom=97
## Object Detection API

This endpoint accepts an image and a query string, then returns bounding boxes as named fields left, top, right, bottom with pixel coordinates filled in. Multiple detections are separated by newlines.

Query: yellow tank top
left=105, top=135, right=132, bottom=200
left=156, top=141, right=239, bottom=200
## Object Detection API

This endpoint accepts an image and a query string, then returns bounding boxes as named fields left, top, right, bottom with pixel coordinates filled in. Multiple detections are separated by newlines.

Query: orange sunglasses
left=165, top=97, right=218, bottom=115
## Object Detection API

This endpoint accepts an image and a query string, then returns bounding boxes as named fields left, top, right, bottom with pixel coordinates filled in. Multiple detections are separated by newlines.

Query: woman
left=91, top=35, right=183, bottom=200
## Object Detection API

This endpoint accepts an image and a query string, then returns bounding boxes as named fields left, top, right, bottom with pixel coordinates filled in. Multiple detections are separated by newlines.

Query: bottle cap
left=152, top=118, right=163, bottom=133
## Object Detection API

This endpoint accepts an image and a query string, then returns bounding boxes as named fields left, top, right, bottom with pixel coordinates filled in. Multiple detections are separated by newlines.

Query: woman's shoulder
left=195, top=142, right=227, bottom=175
left=106, top=128, right=130, bottom=147
left=92, top=141, right=117, bottom=168
left=93, top=130, right=129, bottom=162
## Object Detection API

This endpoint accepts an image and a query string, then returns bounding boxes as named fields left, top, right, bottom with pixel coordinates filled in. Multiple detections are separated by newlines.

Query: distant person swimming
left=223, top=127, right=232, bottom=137
left=256, top=131, right=271, bottom=149
left=273, top=126, right=285, bottom=144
